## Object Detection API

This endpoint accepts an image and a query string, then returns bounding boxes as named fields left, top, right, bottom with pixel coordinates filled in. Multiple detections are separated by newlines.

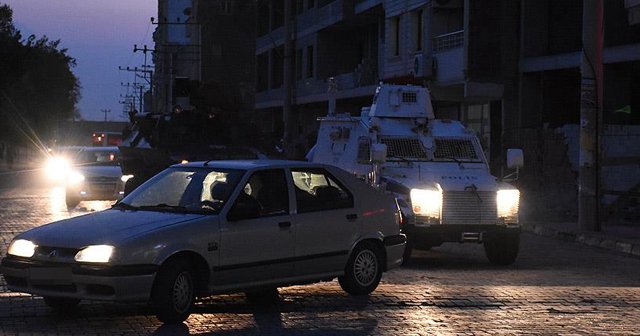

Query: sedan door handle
left=346, top=214, right=358, bottom=222
left=278, top=221, right=292, bottom=229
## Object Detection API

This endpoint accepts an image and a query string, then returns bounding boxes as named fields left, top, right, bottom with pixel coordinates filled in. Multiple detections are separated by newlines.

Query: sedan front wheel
left=152, top=259, right=195, bottom=324
left=338, top=242, right=382, bottom=296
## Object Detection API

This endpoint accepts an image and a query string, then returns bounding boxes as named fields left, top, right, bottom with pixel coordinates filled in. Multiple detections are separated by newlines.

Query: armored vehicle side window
left=291, top=168, right=353, bottom=213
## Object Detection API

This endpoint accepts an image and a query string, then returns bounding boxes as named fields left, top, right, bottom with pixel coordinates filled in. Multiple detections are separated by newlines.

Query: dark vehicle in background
left=119, top=111, right=266, bottom=194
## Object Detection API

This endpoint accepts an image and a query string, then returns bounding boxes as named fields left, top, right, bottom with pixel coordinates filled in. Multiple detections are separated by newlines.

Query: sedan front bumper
left=1, top=256, right=158, bottom=302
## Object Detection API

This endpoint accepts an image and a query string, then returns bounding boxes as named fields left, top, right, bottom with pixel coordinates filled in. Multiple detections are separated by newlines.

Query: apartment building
left=255, top=0, right=384, bottom=153
left=519, top=0, right=640, bottom=222
left=254, top=0, right=519, bottom=163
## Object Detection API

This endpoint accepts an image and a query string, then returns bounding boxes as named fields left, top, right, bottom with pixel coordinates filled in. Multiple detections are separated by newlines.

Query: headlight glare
left=74, top=245, right=114, bottom=263
left=68, top=171, right=85, bottom=185
left=497, top=189, right=520, bottom=222
left=8, top=239, right=38, bottom=258
left=45, top=157, right=71, bottom=181
left=410, top=188, right=442, bottom=221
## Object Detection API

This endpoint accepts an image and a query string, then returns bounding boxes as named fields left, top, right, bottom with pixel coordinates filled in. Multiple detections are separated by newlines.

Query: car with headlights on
left=1, top=160, right=406, bottom=323
left=46, top=146, right=127, bottom=208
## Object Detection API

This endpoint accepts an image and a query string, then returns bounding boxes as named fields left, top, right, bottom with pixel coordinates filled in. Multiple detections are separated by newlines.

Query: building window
left=415, top=10, right=423, bottom=51
left=390, top=16, right=400, bottom=57
left=295, top=49, right=303, bottom=80
left=465, top=104, right=491, bottom=154
left=296, top=0, right=304, bottom=14
left=219, top=0, right=232, bottom=15
left=272, top=0, right=284, bottom=29
left=257, top=52, right=269, bottom=92
left=271, top=46, right=284, bottom=88
left=257, top=2, right=270, bottom=36
left=306, top=45, right=314, bottom=78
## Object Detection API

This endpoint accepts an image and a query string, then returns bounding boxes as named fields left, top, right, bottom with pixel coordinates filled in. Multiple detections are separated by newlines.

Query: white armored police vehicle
left=307, top=84, right=524, bottom=265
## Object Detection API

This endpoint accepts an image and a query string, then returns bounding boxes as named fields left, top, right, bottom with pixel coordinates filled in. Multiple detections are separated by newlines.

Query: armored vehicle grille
left=434, top=138, right=478, bottom=160
left=379, top=137, right=428, bottom=159
left=402, top=92, right=417, bottom=103
left=442, top=191, right=497, bottom=225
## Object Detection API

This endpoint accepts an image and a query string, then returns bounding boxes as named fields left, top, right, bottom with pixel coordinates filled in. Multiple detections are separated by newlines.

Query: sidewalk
left=523, top=221, right=640, bottom=257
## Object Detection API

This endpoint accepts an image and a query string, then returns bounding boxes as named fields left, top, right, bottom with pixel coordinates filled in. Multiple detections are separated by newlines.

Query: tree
left=0, top=3, right=80, bottom=146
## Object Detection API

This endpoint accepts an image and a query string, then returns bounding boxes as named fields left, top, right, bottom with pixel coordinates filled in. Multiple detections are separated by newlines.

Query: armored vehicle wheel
left=484, top=230, right=520, bottom=266
left=339, top=242, right=382, bottom=295
left=152, top=258, right=195, bottom=323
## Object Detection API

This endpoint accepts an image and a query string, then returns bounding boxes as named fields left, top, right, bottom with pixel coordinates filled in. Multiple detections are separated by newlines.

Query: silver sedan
left=1, top=160, right=406, bottom=323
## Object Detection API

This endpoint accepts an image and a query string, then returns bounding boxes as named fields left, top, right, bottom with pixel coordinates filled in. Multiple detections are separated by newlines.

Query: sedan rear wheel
left=152, top=259, right=195, bottom=324
left=245, top=287, right=280, bottom=305
left=44, top=297, right=80, bottom=311
left=339, top=242, right=382, bottom=296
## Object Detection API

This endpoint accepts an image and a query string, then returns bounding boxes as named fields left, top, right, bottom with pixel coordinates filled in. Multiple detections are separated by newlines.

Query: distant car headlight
left=45, top=157, right=71, bottom=181
left=497, top=189, right=520, bottom=223
left=7, top=239, right=38, bottom=258
left=74, top=245, right=114, bottom=263
left=67, top=171, right=85, bottom=185
left=120, top=174, right=134, bottom=183
left=410, top=188, right=442, bottom=223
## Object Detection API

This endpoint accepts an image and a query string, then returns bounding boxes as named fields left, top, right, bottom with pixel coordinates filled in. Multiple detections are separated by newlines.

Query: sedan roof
left=172, top=159, right=329, bottom=170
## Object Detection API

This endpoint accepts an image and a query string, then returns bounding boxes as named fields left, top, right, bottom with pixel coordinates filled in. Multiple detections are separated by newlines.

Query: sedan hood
left=17, top=209, right=206, bottom=248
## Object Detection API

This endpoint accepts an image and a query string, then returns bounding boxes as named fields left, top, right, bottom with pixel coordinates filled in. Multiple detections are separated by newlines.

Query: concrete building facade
left=254, top=0, right=640, bottom=224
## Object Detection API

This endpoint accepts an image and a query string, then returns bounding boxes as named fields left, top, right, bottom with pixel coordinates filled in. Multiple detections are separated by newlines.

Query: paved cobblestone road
left=0, top=171, right=639, bottom=335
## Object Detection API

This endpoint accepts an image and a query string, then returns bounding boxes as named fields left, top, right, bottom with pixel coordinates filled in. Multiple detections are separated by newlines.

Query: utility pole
left=119, top=66, right=152, bottom=113
left=101, top=109, right=111, bottom=122
left=283, top=0, right=294, bottom=158
left=133, top=45, right=155, bottom=110
left=579, top=0, right=603, bottom=232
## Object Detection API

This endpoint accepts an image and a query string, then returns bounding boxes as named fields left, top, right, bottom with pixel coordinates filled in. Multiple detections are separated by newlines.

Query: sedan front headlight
left=8, top=239, right=38, bottom=258
left=74, top=245, right=114, bottom=263
left=497, top=189, right=520, bottom=223
left=410, top=187, right=443, bottom=223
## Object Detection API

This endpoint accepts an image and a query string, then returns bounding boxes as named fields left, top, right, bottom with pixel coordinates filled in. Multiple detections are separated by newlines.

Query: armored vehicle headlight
left=8, top=239, right=38, bottom=258
left=497, top=189, right=520, bottom=221
left=75, top=245, right=114, bottom=263
left=410, top=188, right=442, bottom=219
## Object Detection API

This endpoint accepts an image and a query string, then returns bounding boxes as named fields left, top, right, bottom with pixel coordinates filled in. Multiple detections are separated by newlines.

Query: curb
left=523, top=223, right=640, bottom=258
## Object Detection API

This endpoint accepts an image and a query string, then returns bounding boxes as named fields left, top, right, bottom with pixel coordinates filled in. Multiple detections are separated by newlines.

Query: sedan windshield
left=118, top=167, right=245, bottom=214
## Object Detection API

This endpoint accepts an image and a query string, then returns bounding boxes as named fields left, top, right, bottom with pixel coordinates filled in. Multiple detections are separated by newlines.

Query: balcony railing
left=432, top=30, right=464, bottom=53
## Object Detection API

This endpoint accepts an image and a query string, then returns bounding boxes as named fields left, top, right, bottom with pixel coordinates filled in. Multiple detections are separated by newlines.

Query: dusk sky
left=4, top=0, right=156, bottom=121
